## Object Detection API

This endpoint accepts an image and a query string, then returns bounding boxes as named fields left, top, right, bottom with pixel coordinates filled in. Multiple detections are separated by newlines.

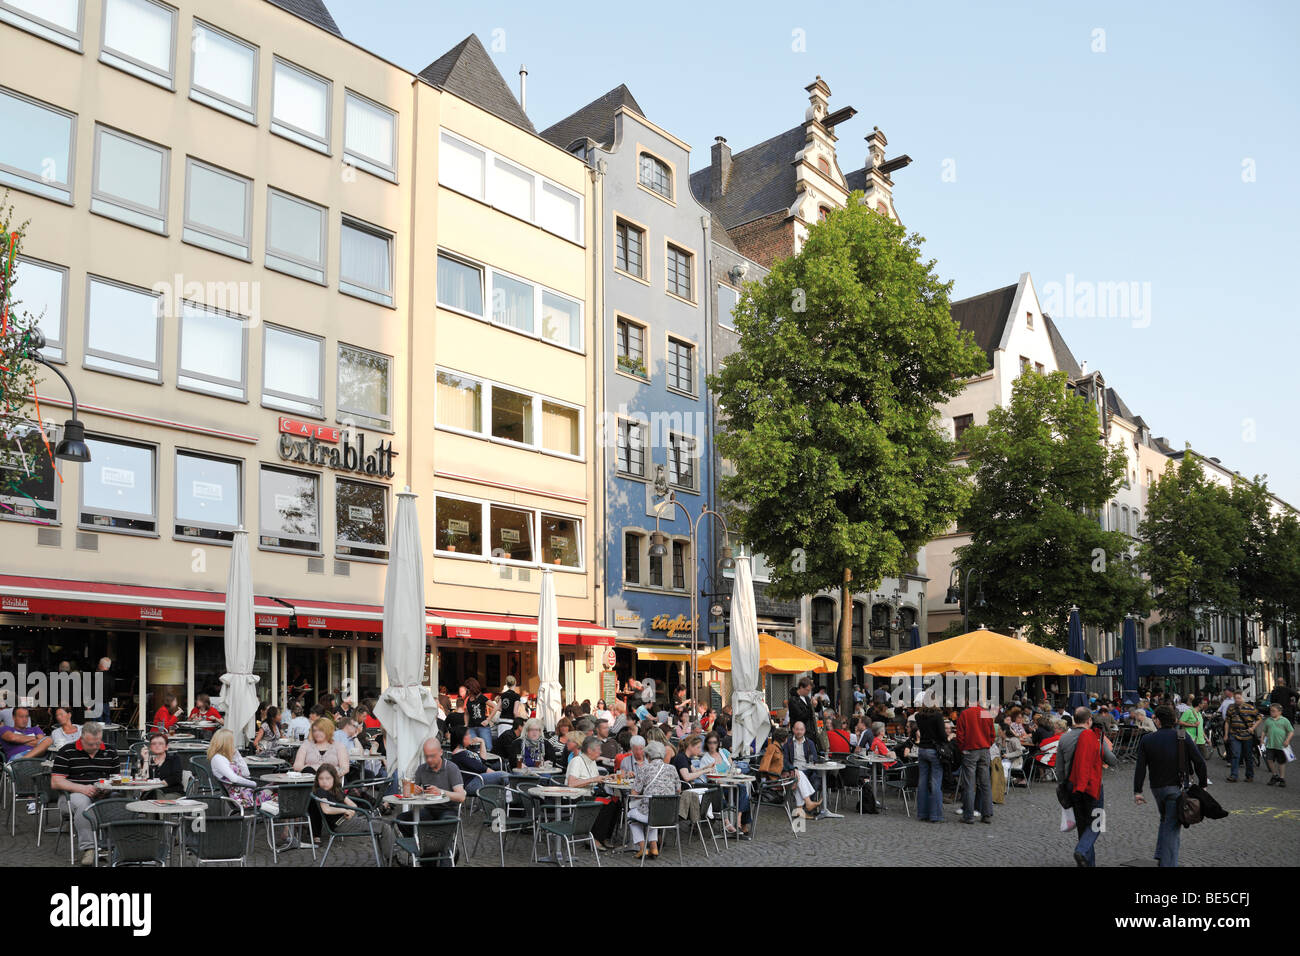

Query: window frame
left=665, top=334, right=696, bottom=397
left=188, top=19, right=258, bottom=124
left=438, top=130, right=485, bottom=200
left=0, top=86, right=76, bottom=204
left=182, top=156, right=252, bottom=260
left=667, top=431, right=699, bottom=493
left=265, top=187, right=327, bottom=285
left=270, top=56, right=332, bottom=154
left=433, top=365, right=584, bottom=461
left=343, top=89, right=397, bottom=182
left=615, top=416, right=647, bottom=478
left=623, top=530, right=644, bottom=585
left=0, top=0, right=83, bottom=51
left=716, top=282, right=739, bottom=332
left=335, top=475, right=389, bottom=561
left=614, top=314, right=649, bottom=381
left=82, top=273, right=163, bottom=384
left=665, top=240, right=695, bottom=303
left=613, top=216, right=647, bottom=281
left=98, top=0, right=177, bottom=90
left=637, top=149, right=674, bottom=202
left=0, top=419, right=60, bottom=523
left=177, top=298, right=248, bottom=401
left=79, top=434, right=158, bottom=536
left=338, top=215, right=394, bottom=306
left=90, top=124, right=170, bottom=234
left=14, top=254, right=68, bottom=363
left=261, top=323, right=324, bottom=418
left=432, top=492, right=584, bottom=572
left=173, top=448, right=242, bottom=544
left=336, top=342, right=393, bottom=432
left=258, top=464, right=321, bottom=554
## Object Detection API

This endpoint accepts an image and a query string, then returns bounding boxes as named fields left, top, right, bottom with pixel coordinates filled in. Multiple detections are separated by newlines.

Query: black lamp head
left=648, top=531, right=668, bottom=558
left=54, top=419, right=91, bottom=463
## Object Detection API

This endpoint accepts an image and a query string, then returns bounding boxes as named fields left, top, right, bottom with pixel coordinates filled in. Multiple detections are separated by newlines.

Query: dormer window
left=817, top=156, right=830, bottom=174
left=638, top=152, right=672, bottom=200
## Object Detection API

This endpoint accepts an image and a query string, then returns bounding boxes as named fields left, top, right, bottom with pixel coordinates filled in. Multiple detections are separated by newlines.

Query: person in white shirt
left=207, top=729, right=273, bottom=811
left=50, top=707, right=82, bottom=749
left=286, top=701, right=311, bottom=741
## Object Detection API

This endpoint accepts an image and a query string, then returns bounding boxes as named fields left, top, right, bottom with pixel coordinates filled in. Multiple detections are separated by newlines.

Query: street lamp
left=945, top=567, right=986, bottom=633
left=650, top=491, right=732, bottom=706
left=23, top=330, right=91, bottom=462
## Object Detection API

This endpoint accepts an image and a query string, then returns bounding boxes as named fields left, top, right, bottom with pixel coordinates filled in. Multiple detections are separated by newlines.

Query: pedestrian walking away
left=1057, top=706, right=1118, bottom=866
left=1134, top=705, right=1208, bottom=867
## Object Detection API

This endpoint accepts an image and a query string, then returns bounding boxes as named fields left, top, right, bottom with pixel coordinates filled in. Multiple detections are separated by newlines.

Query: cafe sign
left=278, top=417, right=397, bottom=479
left=651, top=613, right=694, bottom=637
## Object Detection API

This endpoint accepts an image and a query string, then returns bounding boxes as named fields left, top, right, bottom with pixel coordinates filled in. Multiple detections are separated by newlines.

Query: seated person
left=188, top=694, right=223, bottom=723
left=868, top=722, right=898, bottom=768
left=593, top=718, right=621, bottom=760
left=409, top=737, right=466, bottom=820
left=699, top=731, right=750, bottom=837
left=779, top=722, right=824, bottom=817
left=253, top=706, right=284, bottom=751
left=286, top=702, right=311, bottom=741
left=50, top=707, right=82, bottom=749
left=627, top=740, right=681, bottom=860
left=1128, top=707, right=1156, bottom=733
left=1, top=706, right=54, bottom=761
left=825, top=717, right=853, bottom=756
left=208, top=729, right=273, bottom=811
left=310, top=765, right=371, bottom=842
left=136, top=732, right=184, bottom=796
left=50, top=722, right=120, bottom=865
left=1030, top=715, right=1057, bottom=746
left=152, top=693, right=181, bottom=735
left=494, top=717, right=523, bottom=763
left=671, top=734, right=714, bottom=787
left=448, top=728, right=509, bottom=793
left=566, top=734, right=619, bottom=850
left=294, top=719, right=351, bottom=776
left=512, top=718, right=552, bottom=769
left=620, top=735, right=649, bottom=776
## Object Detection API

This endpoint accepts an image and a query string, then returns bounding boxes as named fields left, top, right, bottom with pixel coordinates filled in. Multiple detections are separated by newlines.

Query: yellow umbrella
left=863, top=626, right=1095, bottom=678
left=699, top=632, right=839, bottom=675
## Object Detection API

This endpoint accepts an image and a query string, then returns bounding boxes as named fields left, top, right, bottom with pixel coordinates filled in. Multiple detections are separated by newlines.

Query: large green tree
left=1137, top=452, right=1243, bottom=645
left=710, top=197, right=987, bottom=706
left=1228, top=476, right=1276, bottom=658
left=1260, top=513, right=1300, bottom=678
left=954, top=370, right=1150, bottom=648
left=0, top=193, right=43, bottom=505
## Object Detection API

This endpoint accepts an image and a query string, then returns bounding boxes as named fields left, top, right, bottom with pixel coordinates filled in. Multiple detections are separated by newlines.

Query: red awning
left=431, top=610, right=616, bottom=647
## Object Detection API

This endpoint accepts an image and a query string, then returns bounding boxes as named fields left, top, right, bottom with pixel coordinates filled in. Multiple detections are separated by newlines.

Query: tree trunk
left=839, top=568, right=854, bottom=713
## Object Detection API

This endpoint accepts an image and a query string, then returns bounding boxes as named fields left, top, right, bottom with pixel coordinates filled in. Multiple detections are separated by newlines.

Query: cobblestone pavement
left=4, top=757, right=1296, bottom=867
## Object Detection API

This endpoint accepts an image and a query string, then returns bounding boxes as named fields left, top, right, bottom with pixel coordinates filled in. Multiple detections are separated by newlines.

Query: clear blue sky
left=331, top=0, right=1300, bottom=506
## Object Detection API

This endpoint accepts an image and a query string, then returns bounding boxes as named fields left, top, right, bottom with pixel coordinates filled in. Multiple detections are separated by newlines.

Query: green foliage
left=954, top=370, right=1151, bottom=648
left=0, top=193, right=43, bottom=503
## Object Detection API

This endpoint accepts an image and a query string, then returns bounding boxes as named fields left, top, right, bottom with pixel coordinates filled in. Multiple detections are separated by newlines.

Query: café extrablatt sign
left=278, top=417, right=397, bottom=479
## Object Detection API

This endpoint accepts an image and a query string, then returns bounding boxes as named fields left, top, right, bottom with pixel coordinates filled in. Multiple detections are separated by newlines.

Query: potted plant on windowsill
left=617, top=355, right=647, bottom=379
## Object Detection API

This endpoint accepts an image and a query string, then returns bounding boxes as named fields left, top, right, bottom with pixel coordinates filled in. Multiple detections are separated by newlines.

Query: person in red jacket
left=956, top=703, right=995, bottom=824
left=188, top=693, right=223, bottom=723
left=152, top=693, right=181, bottom=734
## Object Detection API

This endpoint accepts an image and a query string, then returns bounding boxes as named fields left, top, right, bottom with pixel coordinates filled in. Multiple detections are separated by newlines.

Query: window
left=262, top=325, right=323, bottom=417
left=1121, top=506, right=1130, bottom=536
left=648, top=544, right=663, bottom=587
left=84, top=276, right=161, bottom=382
left=81, top=436, right=156, bottom=533
left=1145, top=469, right=1153, bottom=487
left=717, top=283, right=739, bottom=331
left=492, top=157, right=534, bottom=221
left=539, top=182, right=581, bottom=242
left=178, top=300, right=246, bottom=400
left=14, top=256, right=67, bottom=361
left=638, top=152, right=672, bottom=200
left=1019, top=355, right=1031, bottom=374
left=271, top=57, right=330, bottom=152
left=492, top=272, right=533, bottom=334
left=617, top=418, right=646, bottom=477
left=337, top=344, right=391, bottom=430
left=0, top=87, right=74, bottom=202
left=92, top=125, right=168, bottom=233
left=436, top=253, right=484, bottom=316
left=818, top=205, right=831, bottom=222
left=435, top=370, right=482, bottom=433
left=542, top=513, right=580, bottom=568
left=0, top=422, right=58, bottom=521
left=615, top=316, right=647, bottom=378
left=614, top=219, right=644, bottom=278
left=100, top=0, right=175, bottom=88
left=1035, top=362, right=1045, bottom=375
left=540, top=291, right=581, bottom=350
left=259, top=466, right=319, bottom=552
left=1026, top=310, right=1034, bottom=329
left=344, top=91, right=396, bottom=180
left=1110, top=502, right=1119, bottom=531
left=668, top=432, right=697, bottom=491
left=266, top=188, right=326, bottom=284
left=439, top=131, right=484, bottom=200
left=490, top=504, right=534, bottom=562
left=666, top=244, right=692, bottom=300
left=851, top=601, right=865, bottom=646
left=672, top=540, right=688, bottom=589
left=340, top=217, right=393, bottom=305
left=174, top=451, right=240, bottom=541
left=541, top=401, right=580, bottom=457
left=1132, top=509, right=1140, bottom=538
left=189, top=20, right=257, bottom=122
left=183, top=158, right=251, bottom=258
left=667, top=337, right=694, bottom=394
left=490, top=386, right=533, bottom=445
left=811, top=597, right=835, bottom=645
left=953, top=413, right=974, bottom=452
left=0, top=0, right=82, bottom=50
left=435, top=495, right=483, bottom=554
left=623, top=532, right=642, bottom=584
left=336, top=478, right=388, bottom=559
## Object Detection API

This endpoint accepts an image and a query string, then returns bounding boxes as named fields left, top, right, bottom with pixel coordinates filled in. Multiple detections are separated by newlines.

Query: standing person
left=463, top=678, right=492, bottom=748
left=496, top=676, right=523, bottom=738
left=1267, top=678, right=1293, bottom=723
left=788, top=678, right=815, bottom=736
left=1224, top=691, right=1262, bottom=783
left=915, top=705, right=947, bottom=823
left=1134, top=705, right=1207, bottom=867
left=1261, top=703, right=1294, bottom=788
left=1057, top=707, right=1119, bottom=866
left=84, top=657, right=114, bottom=722
left=1178, top=695, right=1212, bottom=783
left=956, top=702, right=994, bottom=824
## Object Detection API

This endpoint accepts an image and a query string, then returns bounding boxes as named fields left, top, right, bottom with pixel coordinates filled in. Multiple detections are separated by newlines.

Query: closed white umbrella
left=219, top=529, right=259, bottom=748
left=729, top=556, right=768, bottom=756
left=374, top=490, right=438, bottom=781
left=537, top=567, right=562, bottom=733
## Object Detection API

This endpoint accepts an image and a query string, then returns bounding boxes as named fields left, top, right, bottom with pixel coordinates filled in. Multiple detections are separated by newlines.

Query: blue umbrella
left=909, top=624, right=921, bottom=651
left=1120, top=615, right=1140, bottom=706
left=1096, top=644, right=1250, bottom=678
left=1066, top=607, right=1088, bottom=710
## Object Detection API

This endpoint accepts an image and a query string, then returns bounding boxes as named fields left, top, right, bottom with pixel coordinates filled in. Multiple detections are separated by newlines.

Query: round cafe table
left=95, top=778, right=166, bottom=793
left=806, top=762, right=846, bottom=816
left=527, top=785, right=588, bottom=864
left=261, top=772, right=315, bottom=785
left=861, top=754, right=896, bottom=811
left=382, top=793, right=449, bottom=808
left=126, top=798, right=207, bottom=867
left=706, top=773, right=756, bottom=835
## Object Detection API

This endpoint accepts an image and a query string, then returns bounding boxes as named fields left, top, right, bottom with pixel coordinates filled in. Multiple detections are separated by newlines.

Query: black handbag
left=1175, top=729, right=1203, bottom=827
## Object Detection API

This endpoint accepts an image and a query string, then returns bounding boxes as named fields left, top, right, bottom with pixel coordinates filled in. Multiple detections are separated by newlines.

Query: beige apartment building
left=0, top=0, right=608, bottom=728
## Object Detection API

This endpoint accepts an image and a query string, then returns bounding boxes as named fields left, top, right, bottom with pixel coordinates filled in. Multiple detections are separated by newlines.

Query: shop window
left=336, top=478, right=388, bottom=560
left=81, top=436, right=156, bottom=533
left=258, top=465, right=319, bottom=552
left=0, top=422, right=58, bottom=521
left=174, top=450, right=240, bottom=541
left=541, top=512, right=581, bottom=568
left=490, top=504, right=534, bottom=562
left=436, top=495, right=482, bottom=554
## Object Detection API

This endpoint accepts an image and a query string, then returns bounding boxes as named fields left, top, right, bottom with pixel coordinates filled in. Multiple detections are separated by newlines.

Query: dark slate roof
left=1105, top=387, right=1137, bottom=422
left=689, top=125, right=806, bottom=230
left=266, top=0, right=341, bottom=37
left=1152, top=435, right=1178, bottom=455
left=541, top=84, right=644, bottom=152
left=1042, top=313, right=1082, bottom=378
left=844, top=167, right=867, bottom=193
left=419, top=35, right=534, bottom=134
left=949, top=283, right=1018, bottom=369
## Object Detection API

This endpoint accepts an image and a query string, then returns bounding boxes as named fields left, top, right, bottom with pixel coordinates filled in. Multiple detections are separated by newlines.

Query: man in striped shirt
left=50, top=722, right=121, bottom=865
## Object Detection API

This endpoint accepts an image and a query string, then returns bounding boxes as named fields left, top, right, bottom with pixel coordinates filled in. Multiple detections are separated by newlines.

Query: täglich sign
left=278, top=417, right=397, bottom=478
left=651, top=613, right=694, bottom=637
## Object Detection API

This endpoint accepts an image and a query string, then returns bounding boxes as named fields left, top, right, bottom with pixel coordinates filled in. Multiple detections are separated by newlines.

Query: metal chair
left=390, top=816, right=459, bottom=867
left=537, top=800, right=603, bottom=867
left=752, top=773, right=798, bottom=837
left=255, top=783, right=316, bottom=862
left=35, top=771, right=62, bottom=846
left=80, top=797, right=141, bottom=866
left=838, top=763, right=868, bottom=814
left=311, top=793, right=384, bottom=867
left=187, top=756, right=219, bottom=794
left=5, top=757, right=47, bottom=835
left=180, top=795, right=242, bottom=855
left=186, top=814, right=253, bottom=866
left=640, top=793, right=682, bottom=866
left=99, top=819, right=177, bottom=866
left=885, top=762, right=920, bottom=817
left=685, top=787, right=725, bottom=857
left=472, top=784, right=535, bottom=866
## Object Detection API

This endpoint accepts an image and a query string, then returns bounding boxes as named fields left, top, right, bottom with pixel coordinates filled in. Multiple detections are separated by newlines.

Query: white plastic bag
left=1059, top=807, right=1076, bottom=832
left=1285, top=745, right=1296, bottom=763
